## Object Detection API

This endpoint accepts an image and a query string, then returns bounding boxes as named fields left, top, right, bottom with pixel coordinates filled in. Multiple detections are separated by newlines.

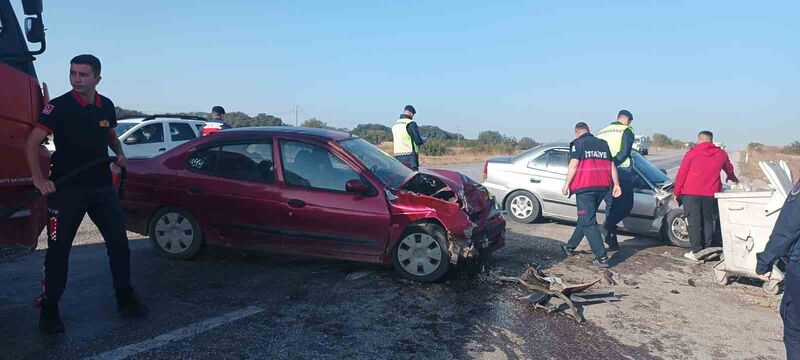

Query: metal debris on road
left=496, top=264, right=620, bottom=323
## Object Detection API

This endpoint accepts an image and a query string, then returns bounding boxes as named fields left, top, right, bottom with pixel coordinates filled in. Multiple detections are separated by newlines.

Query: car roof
left=225, top=127, right=356, bottom=141
left=118, top=117, right=206, bottom=124
left=118, top=114, right=209, bottom=123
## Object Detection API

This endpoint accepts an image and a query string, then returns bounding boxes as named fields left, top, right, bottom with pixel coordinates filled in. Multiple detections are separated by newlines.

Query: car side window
left=546, top=150, right=569, bottom=174
left=280, top=140, right=360, bottom=192
left=528, top=153, right=548, bottom=170
left=195, top=123, right=204, bottom=134
left=216, top=143, right=275, bottom=184
left=170, top=123, right=196, bottom=142
left=187, top=147, right=220, bottom=174
left=126, top=123, right=164, bottom=145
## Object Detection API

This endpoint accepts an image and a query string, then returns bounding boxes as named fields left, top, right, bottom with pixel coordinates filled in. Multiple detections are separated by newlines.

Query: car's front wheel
left=505, top=190, right=541, bottom=223
left=663, top=209, right=690, bottom=248
left=393, top=223, right=450, bottom=282
left=149, top=207, right=204, bottom=259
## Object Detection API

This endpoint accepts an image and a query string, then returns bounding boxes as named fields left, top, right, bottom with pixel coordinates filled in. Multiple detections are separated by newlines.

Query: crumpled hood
left=419, top=168, right=492, bottom=216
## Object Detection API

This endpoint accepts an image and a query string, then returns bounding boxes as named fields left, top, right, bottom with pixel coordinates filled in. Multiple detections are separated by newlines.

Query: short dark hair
left=698, top=130, right=714, bottom=140
left=70, top=54, right=101, bottom=77
left=575, top=122, right=590, bottom=131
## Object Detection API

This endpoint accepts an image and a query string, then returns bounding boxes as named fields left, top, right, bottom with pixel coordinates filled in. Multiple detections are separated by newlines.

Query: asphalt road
left=4, top=149, right=780, bottom=360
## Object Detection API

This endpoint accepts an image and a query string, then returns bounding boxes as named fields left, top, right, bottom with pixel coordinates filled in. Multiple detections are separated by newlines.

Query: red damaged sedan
left=121, top=127, right=505, bottom=282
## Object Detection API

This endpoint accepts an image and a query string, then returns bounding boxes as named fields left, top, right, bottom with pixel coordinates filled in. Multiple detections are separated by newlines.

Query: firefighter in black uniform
left=561, top=122, right=622, bottom=268
left=756, top=179, right=800, bottom=359
left=24, top=54, right=147, bottom=334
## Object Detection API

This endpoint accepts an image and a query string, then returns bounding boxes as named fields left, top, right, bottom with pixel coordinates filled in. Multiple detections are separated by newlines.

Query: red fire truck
left=0, top=0, right=48, bottom=249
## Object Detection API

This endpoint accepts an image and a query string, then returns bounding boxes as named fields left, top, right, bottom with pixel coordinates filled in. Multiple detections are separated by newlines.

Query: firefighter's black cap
left=404, top=105, right=416, bottom=114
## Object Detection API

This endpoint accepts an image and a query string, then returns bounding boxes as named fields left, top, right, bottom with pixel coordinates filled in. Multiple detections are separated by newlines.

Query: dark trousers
left=783, top=263, right=800, bottom=360
left=43, top=186, right=131, bottom=303
left=682, top=195, right=717, bottom=253
left=603, top=175, right=633, bottom=246
left=395, top=153, right=420, bottom=171
left=566, top=191, right=608, bottom=259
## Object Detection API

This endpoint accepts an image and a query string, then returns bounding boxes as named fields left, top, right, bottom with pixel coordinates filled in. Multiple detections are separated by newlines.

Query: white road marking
left=85, top=306, right=264, bottom=360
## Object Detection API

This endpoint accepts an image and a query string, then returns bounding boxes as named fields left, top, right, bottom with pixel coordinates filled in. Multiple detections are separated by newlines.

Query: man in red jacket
left=673, top=131, right=738, bottom=260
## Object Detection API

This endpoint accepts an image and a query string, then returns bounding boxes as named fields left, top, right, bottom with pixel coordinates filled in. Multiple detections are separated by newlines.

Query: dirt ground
left=504, top=220, right=785, bottom=360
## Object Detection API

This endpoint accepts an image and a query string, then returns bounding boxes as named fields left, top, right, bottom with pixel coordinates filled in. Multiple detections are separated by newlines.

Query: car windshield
left=338, top=138, right=413, bottom=189
left=633, top=152, right=671, bottom=186
left=115, top=123, right=136, bottom=136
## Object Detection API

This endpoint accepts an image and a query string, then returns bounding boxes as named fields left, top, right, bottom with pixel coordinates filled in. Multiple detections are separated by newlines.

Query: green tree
left=518, top=137, right=539, bottom=150
left=115, top=106, right=149, bottom=119
left=301, top=118, right=329, bottom=128
left=652, top=133, right=673, bottom=147
left=352, top=123, right=392, bottom=144
left=478, top=130, right=505, bottom=144
left=784, top=141, right=800, bottom=155
left=419, top=125, right=458, bottom=140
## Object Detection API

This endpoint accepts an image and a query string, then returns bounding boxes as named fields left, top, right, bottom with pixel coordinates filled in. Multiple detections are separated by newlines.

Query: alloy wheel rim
left=671, top=216, right=689, bottom=241
left=510, top=196, right=533, bottom=218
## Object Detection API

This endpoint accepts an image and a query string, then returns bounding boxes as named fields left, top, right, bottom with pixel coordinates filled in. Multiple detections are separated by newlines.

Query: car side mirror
left=124, top=135, right=140, bottom=145
left=24, top=17, right=45, bottom=43
left=346, top=179, right=371, bottom=195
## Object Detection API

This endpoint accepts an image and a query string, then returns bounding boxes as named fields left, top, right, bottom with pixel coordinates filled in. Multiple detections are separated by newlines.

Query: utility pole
left=291, top=104, right=303, bottom=127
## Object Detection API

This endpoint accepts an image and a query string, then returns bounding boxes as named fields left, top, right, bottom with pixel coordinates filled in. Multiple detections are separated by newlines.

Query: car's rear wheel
left=663, top=209, right=690, bottom=248
left=149, top=208, right=203, bottom=259
left=505, top=190, right=541, bottom=223
left=393, top=223, right=450, bottom=282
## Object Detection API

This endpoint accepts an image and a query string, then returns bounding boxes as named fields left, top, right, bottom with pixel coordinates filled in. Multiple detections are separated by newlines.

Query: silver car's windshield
left=338, top=138, right=413, bottom=189
left=633, top=152, right=671, bottom=186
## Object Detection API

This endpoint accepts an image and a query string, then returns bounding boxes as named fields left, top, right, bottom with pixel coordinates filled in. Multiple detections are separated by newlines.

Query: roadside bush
left=420, top=139, right=449, bottom=156
left=518, top=137, right=539, bottom=150
left=784, top=141, right=800, bottom=155
left=747, top=142, right=765, bottom=152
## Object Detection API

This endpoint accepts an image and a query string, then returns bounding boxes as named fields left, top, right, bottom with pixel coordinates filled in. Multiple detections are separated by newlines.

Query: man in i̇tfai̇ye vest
left=596, top=110, right=635, bottom=251
left=392, top=105, right=426, bottom=171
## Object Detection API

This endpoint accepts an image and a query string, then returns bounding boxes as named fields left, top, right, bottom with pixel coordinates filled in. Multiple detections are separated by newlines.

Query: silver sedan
left=481, top=144, right=690, bottom=247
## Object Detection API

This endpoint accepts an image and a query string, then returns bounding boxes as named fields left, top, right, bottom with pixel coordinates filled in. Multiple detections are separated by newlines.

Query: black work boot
left=592, top=257, right=610, bottom=269
left=604, top=230, right=620, bottom=251
left=39, top=299, right=65, bottom=334
left=116, top=289, right=149, bottom=318
left=561, top=245, right=575, bottom=257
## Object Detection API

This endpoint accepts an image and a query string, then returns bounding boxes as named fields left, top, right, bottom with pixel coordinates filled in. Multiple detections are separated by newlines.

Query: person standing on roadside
left=392, top=105, right=426, bottom=170
left=561, top=122, right=622, bottom=268
left=597, top=110, right=635, bottom=251
left=756, top=179, right=800, bottom=359
left=202, top=105, right=231, bottom=136
left=673, top=131, right=738, bottom=261
left=24, top=54, right=148, bottom=334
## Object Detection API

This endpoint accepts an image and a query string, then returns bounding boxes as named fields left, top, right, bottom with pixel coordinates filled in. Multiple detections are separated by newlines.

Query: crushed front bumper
left=447, top=213, right=506, bottom=264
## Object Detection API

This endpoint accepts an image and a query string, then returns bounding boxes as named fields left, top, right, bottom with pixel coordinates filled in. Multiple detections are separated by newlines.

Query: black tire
left=504, top=190, right=541, bottom=224
left=149, top=207, right=204, bottom=260
left=393, top=223, right=450, bottom=282
left=662, top=208, right=690, bottom=248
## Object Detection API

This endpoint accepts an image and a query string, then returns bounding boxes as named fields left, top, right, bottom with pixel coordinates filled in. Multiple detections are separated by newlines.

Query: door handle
left=158, top=148, right=167, bottom=152
left=188, top=187, right=204, bottom=194
left=530, top=178, right=541, bottom=183
left=728, top=207, right=744, bottom=211
left=288, top=199, right=306, bottom=208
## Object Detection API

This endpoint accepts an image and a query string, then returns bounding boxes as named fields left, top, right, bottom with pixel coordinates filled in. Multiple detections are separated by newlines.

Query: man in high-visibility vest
left=392, top=105, right=426, bottom=170
left=596, top=110, right=635, bottom=251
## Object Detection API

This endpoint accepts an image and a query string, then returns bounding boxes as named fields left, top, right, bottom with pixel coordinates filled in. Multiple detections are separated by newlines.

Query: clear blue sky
left=14, top=0, right=799, bottom=148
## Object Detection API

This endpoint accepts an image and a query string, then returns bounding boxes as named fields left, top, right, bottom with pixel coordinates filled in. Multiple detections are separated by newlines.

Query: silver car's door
left=617, top=171, right=660, bottom=235
left=527, top=149, right=575, bottom=220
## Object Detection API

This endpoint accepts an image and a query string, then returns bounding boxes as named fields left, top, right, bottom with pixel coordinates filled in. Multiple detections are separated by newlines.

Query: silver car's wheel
left=510, top=196, right=534, bottom=219
left=663, top=209, right=691, bottom=248
left=504, top=191, right=541, bottom=223
left=393, top=223, right=450, bottom=282
left=150, top=208, right=203, bottom=259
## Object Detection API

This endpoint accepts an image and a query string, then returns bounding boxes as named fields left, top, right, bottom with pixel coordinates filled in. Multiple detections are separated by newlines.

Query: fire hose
left=0, top=156, right=126, bottom=221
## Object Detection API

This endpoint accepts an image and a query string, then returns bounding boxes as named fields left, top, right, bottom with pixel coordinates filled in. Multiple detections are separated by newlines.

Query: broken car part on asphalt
left=497, top=264, right=620, bottom=323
